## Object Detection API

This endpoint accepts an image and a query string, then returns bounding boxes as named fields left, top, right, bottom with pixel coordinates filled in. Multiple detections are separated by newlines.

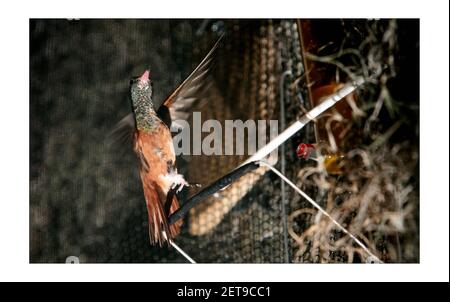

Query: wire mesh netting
left=30, top=19, right=419, bottom=263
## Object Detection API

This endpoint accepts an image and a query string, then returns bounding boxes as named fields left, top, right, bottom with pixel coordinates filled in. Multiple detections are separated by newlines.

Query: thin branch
left=259, top=161, right=383, bottom=263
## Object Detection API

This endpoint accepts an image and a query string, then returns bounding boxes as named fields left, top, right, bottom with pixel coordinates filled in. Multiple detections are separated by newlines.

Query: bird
left=110, top=35, right=222, bottom=246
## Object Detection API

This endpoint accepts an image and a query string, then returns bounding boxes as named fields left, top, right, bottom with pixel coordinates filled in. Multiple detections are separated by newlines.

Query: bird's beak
left=139, top=70, right=150, bottom=82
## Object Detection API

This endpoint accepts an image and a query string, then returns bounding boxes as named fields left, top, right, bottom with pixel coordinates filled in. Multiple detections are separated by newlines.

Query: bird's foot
left=169, top=173, right=190, bottom=193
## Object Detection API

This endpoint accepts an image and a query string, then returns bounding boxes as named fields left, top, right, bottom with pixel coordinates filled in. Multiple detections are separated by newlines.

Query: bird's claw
left=170, top=174, right=190, bottom=193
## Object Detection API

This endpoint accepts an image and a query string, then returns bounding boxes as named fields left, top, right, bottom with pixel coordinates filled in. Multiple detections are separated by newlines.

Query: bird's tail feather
left=143, top=181, right=182, bottom=246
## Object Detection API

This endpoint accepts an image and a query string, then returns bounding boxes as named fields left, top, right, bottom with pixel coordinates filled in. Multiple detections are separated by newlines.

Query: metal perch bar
left=168, top=161, right=260, bottom=225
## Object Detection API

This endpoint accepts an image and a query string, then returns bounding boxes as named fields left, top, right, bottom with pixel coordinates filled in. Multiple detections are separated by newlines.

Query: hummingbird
left=110, top=36, right=222, bottom=246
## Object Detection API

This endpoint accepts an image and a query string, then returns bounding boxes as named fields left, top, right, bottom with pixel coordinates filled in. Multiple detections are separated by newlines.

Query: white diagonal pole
left=242, top=76, right=366, bottom=166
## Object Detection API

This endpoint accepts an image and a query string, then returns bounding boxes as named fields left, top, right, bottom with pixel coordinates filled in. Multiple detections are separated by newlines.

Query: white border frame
left=0, top=0, right=448, bottom=282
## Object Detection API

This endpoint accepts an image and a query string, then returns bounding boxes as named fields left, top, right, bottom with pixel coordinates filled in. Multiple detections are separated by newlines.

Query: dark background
left=30, top=19, right=299, bottom=263
left=30, top=19, right=215, bottom=262
left=30, top=19, right=419, bottom=263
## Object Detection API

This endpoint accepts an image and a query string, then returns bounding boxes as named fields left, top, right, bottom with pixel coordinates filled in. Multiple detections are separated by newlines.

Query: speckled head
left=130, top=70, right=154, bottom=113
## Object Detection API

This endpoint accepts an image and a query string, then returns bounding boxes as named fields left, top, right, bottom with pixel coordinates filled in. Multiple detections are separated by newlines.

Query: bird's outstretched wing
left=159, top=34, right=223, bottom=122
left=108, top=35, right=223, bottom=146
left=107, top=113, right=135, bottom=151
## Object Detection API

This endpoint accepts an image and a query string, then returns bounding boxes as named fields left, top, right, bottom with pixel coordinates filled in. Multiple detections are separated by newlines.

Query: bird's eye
left=129, top=77, right=139, bottom=85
